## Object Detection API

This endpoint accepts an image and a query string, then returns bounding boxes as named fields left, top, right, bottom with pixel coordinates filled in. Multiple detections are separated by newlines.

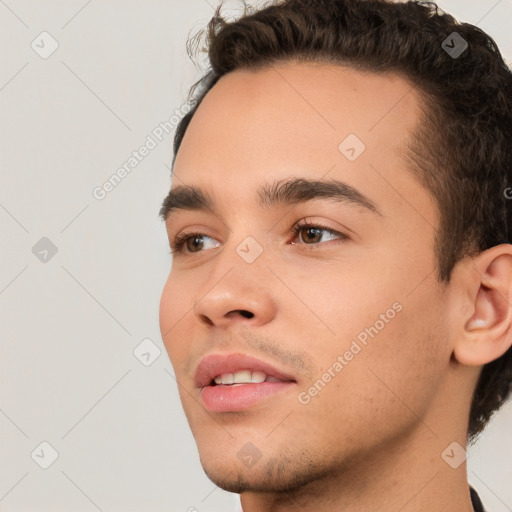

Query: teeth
left=213, top=370, right=269, bottom=385
left=250, top=371, right=267, bottom=383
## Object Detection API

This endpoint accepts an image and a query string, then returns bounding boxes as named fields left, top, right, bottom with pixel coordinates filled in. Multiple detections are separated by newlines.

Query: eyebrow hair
left=258, top=178, right=381, bottom=214
left=159, top=177, right=382, bottom=221
left=159, top=185, right=213, bottom=221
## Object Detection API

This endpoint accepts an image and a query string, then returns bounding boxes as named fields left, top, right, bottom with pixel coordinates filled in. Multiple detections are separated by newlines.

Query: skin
left=159, top=62, right=512, bottom=511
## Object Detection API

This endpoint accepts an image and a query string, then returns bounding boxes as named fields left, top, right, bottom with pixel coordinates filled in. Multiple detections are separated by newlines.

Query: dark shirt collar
left=470, top=486, right=486, bottom=512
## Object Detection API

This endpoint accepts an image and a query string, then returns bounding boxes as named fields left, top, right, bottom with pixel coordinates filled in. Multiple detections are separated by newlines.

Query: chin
left=198, top=445, right=335, bottom=494
left=201, top=464, right=256, bottom=494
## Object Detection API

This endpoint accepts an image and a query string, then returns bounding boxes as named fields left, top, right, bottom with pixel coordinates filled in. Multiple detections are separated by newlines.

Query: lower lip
left=200, top=382, right=295, bottom=412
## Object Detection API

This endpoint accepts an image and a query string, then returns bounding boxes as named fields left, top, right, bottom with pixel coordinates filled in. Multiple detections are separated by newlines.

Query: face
left=159, top=62, right=453, bottom=493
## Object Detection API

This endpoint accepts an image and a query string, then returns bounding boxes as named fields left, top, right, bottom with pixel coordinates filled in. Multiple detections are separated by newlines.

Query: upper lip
left=194, top=353, right=297, bottom=388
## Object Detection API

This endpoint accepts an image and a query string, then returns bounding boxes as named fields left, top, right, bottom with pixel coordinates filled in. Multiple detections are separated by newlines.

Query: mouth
left=210, top=370, right=287, bottom=386
left=195, top=353, right=297, bottom=412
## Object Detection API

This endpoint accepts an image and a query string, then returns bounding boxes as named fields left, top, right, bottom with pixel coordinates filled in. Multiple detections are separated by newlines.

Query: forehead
left=172, top=61, right=432, bottom=220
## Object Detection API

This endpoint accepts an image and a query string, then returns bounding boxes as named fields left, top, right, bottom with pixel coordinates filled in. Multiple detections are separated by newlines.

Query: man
left=159, top=1, right=512, bottom=510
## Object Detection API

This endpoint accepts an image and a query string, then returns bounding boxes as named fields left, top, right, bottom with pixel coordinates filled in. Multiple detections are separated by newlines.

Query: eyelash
left=170, top=220, right=348, bottom=255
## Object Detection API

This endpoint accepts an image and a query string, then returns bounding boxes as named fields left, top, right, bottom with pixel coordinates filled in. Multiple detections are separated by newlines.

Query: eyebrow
left=159, top=177, right=382, bottom=222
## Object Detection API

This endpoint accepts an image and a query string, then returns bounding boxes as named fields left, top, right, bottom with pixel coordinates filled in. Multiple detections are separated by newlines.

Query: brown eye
left=171, top=233, right=221, bottom=255
left=290, top=222, right=348, bottom=247
left=185, top=236, right=205, bottom=252
left=300, top=227, right=323, bottom=244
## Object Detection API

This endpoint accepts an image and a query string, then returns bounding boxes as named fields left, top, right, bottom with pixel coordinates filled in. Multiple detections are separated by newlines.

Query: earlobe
left=453, top=244, right=512, bottom=367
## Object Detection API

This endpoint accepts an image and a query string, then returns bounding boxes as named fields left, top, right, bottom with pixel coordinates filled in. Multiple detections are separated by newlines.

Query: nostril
left=225, top=309, right=254, bottom=319
left=199, top=314, right=214, bottom=326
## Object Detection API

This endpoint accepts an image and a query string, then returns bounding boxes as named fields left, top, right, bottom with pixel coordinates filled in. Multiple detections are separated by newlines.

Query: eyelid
left=289, top=219, right=349, bottom=245
left=170, top=219, right=349, bottom=256
left=170, top=230, right=221, bottom=256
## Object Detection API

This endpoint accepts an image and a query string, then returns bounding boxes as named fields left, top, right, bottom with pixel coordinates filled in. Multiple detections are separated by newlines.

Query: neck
left=240, top=426, right=475, bottom=512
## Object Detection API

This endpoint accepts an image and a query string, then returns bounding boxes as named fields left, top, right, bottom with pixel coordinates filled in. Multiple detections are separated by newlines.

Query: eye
left=291, top=220, right=348, bottom=245
left=170, top=232, right=221, bottom=255
left=170, top=221, right=348, bottom=255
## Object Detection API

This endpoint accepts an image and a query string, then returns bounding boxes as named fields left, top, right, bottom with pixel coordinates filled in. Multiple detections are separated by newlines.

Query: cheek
left=297, top=298, right=446, bottom=449
left=278, top=259, right=395, bottom=349
left=159, top=277, right=174, bottom=338
left=354, top=288, right=447, bottom=416
left=293, top=257, right=448, bottom=413
left=159, top=273, right=192, bottom=363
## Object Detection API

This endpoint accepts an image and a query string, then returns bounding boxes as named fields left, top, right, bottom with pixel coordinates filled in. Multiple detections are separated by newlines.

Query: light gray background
left=1, top=1, right=511, bottom=511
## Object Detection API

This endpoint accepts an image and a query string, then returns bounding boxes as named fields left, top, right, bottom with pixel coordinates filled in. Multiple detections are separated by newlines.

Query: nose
left=193, top=266, right=277, bottom=329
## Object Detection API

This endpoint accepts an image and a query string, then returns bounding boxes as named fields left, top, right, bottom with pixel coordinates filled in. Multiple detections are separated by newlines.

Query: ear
left=452, top=244, right=512, bottom=366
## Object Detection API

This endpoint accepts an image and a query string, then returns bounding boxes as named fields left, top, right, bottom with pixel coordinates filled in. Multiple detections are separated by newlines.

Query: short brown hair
left=170, top=0, right=512, bottom=441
